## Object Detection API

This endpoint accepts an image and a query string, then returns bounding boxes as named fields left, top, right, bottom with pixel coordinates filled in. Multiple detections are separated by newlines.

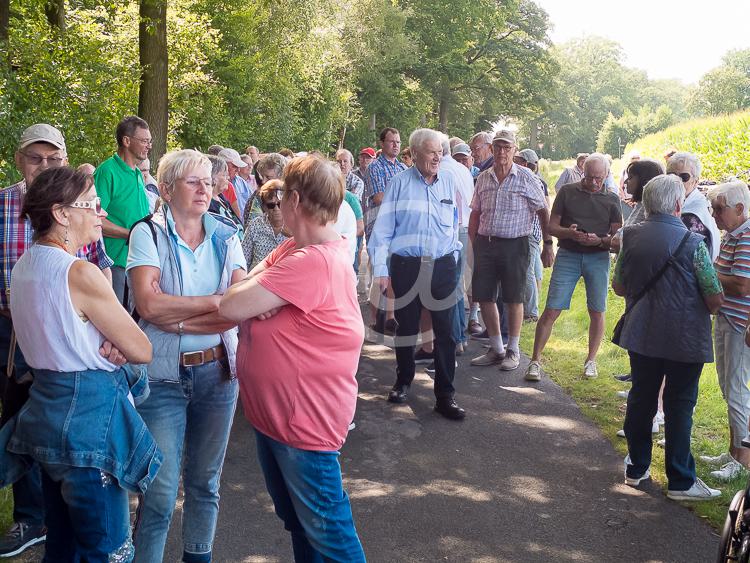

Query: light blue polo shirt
left=127, top=208, right=247, bottom=352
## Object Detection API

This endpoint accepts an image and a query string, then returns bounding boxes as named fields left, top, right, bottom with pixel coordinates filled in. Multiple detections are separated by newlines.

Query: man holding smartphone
left=525, top=153, right=622, bottom=382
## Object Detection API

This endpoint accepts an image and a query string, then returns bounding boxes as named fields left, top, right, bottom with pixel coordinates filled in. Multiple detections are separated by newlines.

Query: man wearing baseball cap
left=452, top=143, right=479, bottom=178
left=354, top=147, right=376, bottom=183
left=469, top=130, right=554, bottom=371
left=219, top=148, right=253, bottom=218
left=0, top=124, right=115, bottom=557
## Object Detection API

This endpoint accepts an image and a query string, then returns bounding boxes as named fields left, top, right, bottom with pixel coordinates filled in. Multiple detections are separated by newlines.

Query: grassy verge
left=520, top=266, right=735, bottom=529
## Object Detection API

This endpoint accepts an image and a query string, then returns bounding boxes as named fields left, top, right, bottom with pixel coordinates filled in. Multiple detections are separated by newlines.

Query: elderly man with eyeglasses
left=0, top=124, right=114, bottom=558
left=94, top=115, right=153, bottom=302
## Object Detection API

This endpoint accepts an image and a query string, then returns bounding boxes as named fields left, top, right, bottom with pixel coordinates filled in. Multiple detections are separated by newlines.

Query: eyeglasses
left=182, top=176, right=212, bottom=190
left=670, top=172, right=691, bottom=183
left=493, top=144, right=515, bottom=153
left=69, top=197, right=102, bottom=214
left=21, top=152, right=64, bottom=167
left=584, top=175, right=606, bottom=183
left=265, top=202, right=280, bottom=209
left=711, top=205, right=728, bottom=216
left=128, top=136, right=153, bottom=146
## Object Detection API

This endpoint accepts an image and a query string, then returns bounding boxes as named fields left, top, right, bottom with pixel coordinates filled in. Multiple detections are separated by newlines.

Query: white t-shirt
left=333, top=200, right=357, bottom=264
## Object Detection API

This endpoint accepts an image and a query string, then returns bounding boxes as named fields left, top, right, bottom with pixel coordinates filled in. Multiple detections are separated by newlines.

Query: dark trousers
left=0, top=316, right=44, bottom=527
left=390, top=253, right=458, bottom=399
left=624, top=351, right=703, bottom=490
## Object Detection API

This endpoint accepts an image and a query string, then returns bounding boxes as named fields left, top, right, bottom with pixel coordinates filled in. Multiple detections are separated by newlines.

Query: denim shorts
left=545, top=248, right=610, bottom=312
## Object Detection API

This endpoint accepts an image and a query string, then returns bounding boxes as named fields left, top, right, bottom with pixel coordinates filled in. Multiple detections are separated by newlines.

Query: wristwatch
left=177, top=321, right=184, bottom=335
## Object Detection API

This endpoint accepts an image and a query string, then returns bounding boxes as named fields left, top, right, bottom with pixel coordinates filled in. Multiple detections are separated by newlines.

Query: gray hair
left=440, top=134, right=451, bottom=157
left=206, top=154, right=228, bottom=181
left=708, top=180, right=750, bottom=219
left=584, top=152, right=610, bottom=174
left=408, top=128, right=443, bottom=153
left=256, top=152, right=288, bottom=177
left=666, top=151, right=702, bottom=179
left=335, top=148, right=354, bottom=163
left=469, top=131, right=493, bottom=145
left=642, top=174, right=685, bottom=217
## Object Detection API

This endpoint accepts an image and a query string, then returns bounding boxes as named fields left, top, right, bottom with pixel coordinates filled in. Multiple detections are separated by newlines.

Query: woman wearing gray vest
left=612, top=174, right=723, bottom=501
left=126, top=150, right=247, bottom=562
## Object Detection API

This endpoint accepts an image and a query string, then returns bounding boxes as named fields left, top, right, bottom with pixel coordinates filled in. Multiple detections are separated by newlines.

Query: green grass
left=520, top=267, right=736, bottom=529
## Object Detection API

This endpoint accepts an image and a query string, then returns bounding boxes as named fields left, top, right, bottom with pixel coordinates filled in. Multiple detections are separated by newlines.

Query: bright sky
left=535, top=0, right=750, bottom=85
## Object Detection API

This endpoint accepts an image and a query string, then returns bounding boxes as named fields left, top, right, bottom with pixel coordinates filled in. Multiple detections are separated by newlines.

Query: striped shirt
left=1, top=180, right=114, bottom=312
left=716, top=217, right=750, bottom=332
left=363, top=155, right=407, bottom=238
left=345, top=172, right=364, bottom=203
left=470, top=164, right=547, bottom=239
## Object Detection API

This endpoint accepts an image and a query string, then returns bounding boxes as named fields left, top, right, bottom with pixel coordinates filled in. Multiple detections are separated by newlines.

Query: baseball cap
left=359, top=147, right=376, bottom=158
left=19, top=124, right=66, bottom=152
left=517, top=149, right=539, bottom=164
left=218, top=148, right=248, bottom=168
left=451, top=143, right=471, bottom=157
left=492, top=129, right=516, bottom=145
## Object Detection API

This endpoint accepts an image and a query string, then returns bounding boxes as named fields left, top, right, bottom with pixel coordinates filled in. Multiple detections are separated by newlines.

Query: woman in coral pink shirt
left=221, top=155, right=366, bottom=562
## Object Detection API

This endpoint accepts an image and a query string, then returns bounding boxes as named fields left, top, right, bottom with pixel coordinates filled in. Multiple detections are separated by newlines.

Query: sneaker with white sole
left=0, top=523, right=46, bottom=558
left=470, top=349, right=505, bottom=366
left=667, top=478, right=721, bottom=501
left=500, top=349, right=520, bottom=371
left=583, top=360, right=598, bottom=379
left=654, top=411, right=665, bottom=426
left=525, top=361, right=542, bottom=382
left=616, top=389, right=630, bottom=399
left=699, top=452, right=735, bottom=466
left=616, top=421, right=659, bottom=438
left=710, top=460, right=747, bottom=481
left=625, top=468, right=651, bottom=487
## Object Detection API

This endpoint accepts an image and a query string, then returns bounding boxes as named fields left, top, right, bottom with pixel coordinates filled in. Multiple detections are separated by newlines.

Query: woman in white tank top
left=2, top=167, right=159, bottom=562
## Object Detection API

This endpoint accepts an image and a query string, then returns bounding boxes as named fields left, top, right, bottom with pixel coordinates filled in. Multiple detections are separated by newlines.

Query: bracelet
left=177, top=321, right=184, bottom=336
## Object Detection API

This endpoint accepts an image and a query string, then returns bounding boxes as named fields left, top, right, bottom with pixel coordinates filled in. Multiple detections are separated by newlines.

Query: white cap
left=19, top=124, right=66, bottom=152
left=218, top=148, right=248, bottom=168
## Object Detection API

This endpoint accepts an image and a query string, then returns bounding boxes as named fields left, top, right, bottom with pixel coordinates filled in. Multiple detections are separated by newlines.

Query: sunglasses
left=69, top=196, right=102, bottom=214
left=265, top=202, right=280, bottom=209
left=670, top=172, right=691, bottom=183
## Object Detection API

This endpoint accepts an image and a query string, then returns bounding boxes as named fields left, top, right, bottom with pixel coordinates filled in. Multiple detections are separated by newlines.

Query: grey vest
left=617, top=213, right=713, bottom=364
left=128, top=206, right=240, bottom=382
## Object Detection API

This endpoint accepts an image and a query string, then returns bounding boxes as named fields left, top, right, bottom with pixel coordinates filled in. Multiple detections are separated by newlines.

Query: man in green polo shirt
left=94, top=115, right=152, bottom=301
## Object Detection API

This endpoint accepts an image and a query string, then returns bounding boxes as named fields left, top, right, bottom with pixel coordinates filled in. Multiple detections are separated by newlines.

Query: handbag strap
left=621, top=230, right=692, bottom=316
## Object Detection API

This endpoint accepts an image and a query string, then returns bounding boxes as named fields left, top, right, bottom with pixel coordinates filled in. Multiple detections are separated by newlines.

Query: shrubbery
left=626, top=111, right=750, bottom=181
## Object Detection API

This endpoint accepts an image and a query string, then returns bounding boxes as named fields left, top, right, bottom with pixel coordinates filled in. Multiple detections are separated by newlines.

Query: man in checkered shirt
left=0, top=124, right=114, bottom=557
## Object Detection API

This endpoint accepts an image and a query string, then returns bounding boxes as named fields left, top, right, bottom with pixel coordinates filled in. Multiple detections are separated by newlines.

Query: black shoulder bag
left=612, top=231, right=691, bottom=344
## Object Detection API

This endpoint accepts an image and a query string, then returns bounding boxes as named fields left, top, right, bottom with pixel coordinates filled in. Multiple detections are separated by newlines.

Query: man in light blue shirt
left=368, top=128, right=464, bottom=420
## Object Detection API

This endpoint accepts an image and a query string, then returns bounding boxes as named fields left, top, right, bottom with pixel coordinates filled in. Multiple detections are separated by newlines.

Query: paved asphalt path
left=156, top=334, right=718, bottom=563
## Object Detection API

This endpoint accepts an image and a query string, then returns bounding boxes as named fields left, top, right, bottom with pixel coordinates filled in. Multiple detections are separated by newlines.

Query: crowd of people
left=0, top=114, right=747, bottom=561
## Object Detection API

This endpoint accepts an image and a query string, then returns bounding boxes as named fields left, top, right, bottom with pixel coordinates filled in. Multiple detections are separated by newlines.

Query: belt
left=180, top=344, right=226, bottom=367
left=393, top=252, right=454, bottom=264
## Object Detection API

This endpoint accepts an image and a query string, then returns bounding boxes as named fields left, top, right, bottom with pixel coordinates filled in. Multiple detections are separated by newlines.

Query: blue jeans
left=354, top=235, right=363, bottom=273
left=0, top=316, right=44, bottom=527
left=452, top=233, right=468, bottom=345
left=254, top=430, right=365, bottom=563
left=523, top=237, right=542, bottom=318
left=545, top=248, right=610, bottom=312
left=624, top=351, right=703, bottom=490
left=41, top=464, right=132, bottom=563
left=133, top=360, right=238, bottom=563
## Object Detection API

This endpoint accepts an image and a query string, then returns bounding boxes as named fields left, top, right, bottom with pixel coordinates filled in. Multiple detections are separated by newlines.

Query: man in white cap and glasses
left=218, top=148, right=253, bottom=218
left=452, top=143, right=479, bottom=178
left=468, top=130, right=554, bottom=372
left=0, top=124, right=115, bottom=557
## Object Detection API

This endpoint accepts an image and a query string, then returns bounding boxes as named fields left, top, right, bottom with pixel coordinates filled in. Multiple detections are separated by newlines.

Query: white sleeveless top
left=10, top=244, right=117, bottom=372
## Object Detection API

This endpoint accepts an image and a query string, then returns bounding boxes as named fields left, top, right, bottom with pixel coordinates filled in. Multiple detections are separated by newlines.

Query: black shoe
left=387, top=384, right=409, bottom=403
left=613, top=373, right=632, bottom=382
left=383, top=318, right=399, bottom=336
left=434, top=398, right=466, bottom=420
left=425, top=360, right=458, bottom=375
left=0, top=523, right=46, bottom=558
left=471, top=328, right=490, bottom=342
left=414, top=348, right=434, bottom=364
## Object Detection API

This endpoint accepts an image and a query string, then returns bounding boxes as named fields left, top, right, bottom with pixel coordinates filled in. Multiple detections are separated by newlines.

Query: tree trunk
left=438, top=97, right=449, bottom=132
left=528, top=119, right=538, bottom=152
left=45, top=0, right=65, bottom=32
left=0, top=0, right=9, bottom=44
left=138, top=0, right=168, bottom=166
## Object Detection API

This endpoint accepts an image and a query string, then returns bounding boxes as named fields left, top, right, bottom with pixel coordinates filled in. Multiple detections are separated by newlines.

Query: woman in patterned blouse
left=241, top=179, right=288, bottom=269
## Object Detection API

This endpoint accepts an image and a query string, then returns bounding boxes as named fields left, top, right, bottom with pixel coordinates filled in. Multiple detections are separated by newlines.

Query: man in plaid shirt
left=0, top=124, right=114, bottom=557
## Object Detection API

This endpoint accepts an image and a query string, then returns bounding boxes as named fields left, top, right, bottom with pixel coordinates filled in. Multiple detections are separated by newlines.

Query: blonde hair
left=157, top=149, right=211, bottom=195
left=283, top=155, right=343, bottom=225
left=258, top=179, right=284, bottom=203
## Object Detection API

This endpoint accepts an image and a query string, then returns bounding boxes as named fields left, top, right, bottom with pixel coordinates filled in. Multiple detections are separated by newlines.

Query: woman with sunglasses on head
left=1, top=166, right=160, bottom=561
left=241, top=179, right=288, bottom=270
left=127, top=150, right=247, bottom=563
left=667, top=151, right=721, bottom=260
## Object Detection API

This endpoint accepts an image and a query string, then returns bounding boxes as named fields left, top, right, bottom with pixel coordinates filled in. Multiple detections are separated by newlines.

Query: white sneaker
left=616, top=390, right=630, bottom=399
left=654, top=411, right=665, bottom=426
left=583, top=360, right=598, bottom=379
left=625, top=468, right=651, bottom=487
left=348, top=422, right=356, bottom=431
left=710, top=460, right=747, bottom=481
left=616, top=429, right=626, bottom=438
left=471, top=349, right=505, bottom=366
left=667, top=478, right=721, bottom=501
left=499, top=349, right=520, bottom=371
left=615, top=423, right=659, bottom=438
left=699, top=452, right=735, bottom=466
left=524, top=361, right=542, bottom=382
